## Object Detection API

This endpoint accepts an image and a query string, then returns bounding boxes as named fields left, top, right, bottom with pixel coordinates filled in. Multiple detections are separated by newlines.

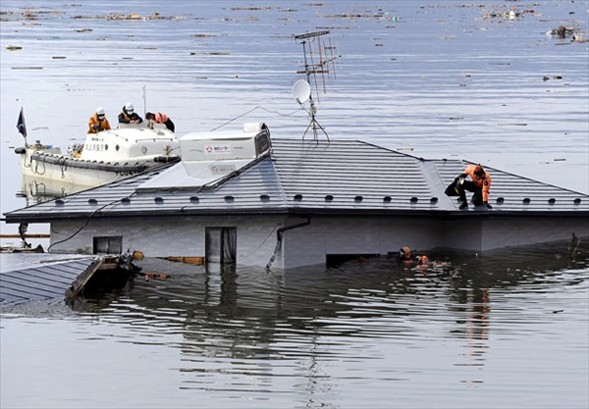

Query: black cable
left=210, top=105, right=305, bottom=131
left=47, top=195, right=132, bottom=251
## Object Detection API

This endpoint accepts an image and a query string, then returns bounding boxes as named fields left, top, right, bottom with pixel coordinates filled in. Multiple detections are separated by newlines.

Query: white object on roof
left=138, top=122, right=271, bottom=190
left=180, top=122, right=268, bottom=162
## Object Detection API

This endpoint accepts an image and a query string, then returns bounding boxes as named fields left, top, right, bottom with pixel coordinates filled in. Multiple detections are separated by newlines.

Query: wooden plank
left=65, top=257, right=105, bottom=300
left=0, top=234, right=50, bottom=238
left=158, top=256, right=205, bottom=265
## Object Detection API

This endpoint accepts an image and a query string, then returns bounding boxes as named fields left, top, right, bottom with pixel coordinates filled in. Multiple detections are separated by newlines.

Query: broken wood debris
left=65, top=254, right=139, bottom=300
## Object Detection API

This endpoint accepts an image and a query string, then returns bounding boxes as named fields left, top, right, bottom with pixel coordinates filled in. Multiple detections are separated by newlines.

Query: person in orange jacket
left=398, top=246, right=415, bottom=267
left=88, top=106, right=111, bottom=134
left=398, top=246, right=453, bottom=273
left=451, top=164, right=492, bottom=210
left=146, top=112, right=175, bottom=132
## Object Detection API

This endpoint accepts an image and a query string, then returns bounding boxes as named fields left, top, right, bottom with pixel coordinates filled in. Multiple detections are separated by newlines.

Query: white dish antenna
left=292, top=79, right=311, bottom=104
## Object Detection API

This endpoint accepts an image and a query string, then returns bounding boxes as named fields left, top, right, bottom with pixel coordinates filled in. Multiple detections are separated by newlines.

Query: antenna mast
left=293, top=30, right=339, bottom=142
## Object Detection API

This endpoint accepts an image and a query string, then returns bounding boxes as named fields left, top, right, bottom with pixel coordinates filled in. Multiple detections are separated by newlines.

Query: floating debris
left=547, top=26, right=588, bottom=43
left=65, top=254, right=140, bottom=300
left=105, top=12, right=169, bottom=21
left=229, top=6, right=274, bottom=11
left=0, top=244, right=44, bottom=253
left=547, top=25, right=576, bottom=39
left=6, top=45, right=22, bottom=51
left=191, top=33, right=218, bottom=38
left=159, top=256, right=205, bottom=265
left=139, top=272, right=170, bottom=282
left=191, top=51, right=231, bottom=56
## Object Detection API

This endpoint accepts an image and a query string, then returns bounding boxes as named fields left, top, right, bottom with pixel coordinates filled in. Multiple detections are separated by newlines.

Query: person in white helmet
left=88, top=106, right=111, bottom=134
left=118, top=102, right=143, bottom=124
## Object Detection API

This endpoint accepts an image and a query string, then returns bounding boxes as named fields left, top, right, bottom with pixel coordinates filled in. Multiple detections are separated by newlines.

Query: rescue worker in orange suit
left=398, top=246, right=414, bottom=267
left=448, top=164, right=493, bottom=210
left=398, top=246, right=431, bottom=269
left=398, top=246, right=453, bottom=273
left=88, top=106, right=111, bottom=134
left=145, top=112, right=175, bottom=132
left=118, top=102, right=143, bottom=125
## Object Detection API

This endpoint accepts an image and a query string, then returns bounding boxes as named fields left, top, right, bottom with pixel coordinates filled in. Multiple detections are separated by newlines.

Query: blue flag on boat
left=17, top=107, right=27, bottom=138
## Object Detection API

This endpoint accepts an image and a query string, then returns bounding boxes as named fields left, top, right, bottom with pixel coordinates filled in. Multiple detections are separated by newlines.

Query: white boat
left=15, top=123, right=181, bottom=194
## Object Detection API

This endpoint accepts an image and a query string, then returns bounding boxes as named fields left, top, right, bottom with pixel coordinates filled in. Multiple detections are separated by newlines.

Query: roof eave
left=4, top=207, right=588, bottom=224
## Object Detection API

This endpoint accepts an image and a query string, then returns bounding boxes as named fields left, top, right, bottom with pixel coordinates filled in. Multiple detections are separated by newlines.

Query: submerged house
left=4, top=123, right=589, bottom=270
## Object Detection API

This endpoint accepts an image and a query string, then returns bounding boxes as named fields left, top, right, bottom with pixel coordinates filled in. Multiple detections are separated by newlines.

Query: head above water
left=399, top=246, right=412, bottom=260
left=417, top=255, right=429, bottom=265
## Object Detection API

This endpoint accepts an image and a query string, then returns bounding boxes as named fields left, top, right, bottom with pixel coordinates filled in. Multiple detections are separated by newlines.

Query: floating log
left=158, top=256, right=205, bottom=265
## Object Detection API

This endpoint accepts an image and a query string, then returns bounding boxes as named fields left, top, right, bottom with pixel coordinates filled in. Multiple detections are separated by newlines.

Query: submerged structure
left=0, top=253, right=137, bottom=304
left=4, top=123, right=588, bottom=270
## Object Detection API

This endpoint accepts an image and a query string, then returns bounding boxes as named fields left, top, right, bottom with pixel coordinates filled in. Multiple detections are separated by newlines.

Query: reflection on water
left=17, top=174, right=89, bottom=205
left=1, top=240, right=588, bottom=407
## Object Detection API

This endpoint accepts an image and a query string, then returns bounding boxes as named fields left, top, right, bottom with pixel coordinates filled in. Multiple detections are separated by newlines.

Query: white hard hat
left=96, top=106, right=105, bottom=115
left=124, top=102, right=134, bottom=111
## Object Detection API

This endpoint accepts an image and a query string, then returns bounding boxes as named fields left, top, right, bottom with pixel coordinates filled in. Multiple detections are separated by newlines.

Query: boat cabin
left=81, top=123, right=178, bottom=163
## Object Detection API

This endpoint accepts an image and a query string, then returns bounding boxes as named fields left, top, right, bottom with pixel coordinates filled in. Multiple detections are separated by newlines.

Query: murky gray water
left=2, top=244, right=588, bottom=409
left=1, top=1, right=588, bottom=408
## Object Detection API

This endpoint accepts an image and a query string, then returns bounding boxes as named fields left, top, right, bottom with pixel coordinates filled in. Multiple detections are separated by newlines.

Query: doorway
left=205, top=227, right=236, bottom=264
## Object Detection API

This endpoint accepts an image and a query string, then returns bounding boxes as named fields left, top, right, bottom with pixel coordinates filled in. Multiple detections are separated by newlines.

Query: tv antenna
left=293, top=30, right=339, bottom=142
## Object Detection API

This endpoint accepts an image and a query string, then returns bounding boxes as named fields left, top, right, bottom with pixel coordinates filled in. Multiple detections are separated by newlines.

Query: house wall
left=439, top=218, right=483, bottom=251
left=280, top=216, right=446, bottom=269
left=481, top=216, right=588, bottom=250
left=437, top=215, right=588, bottom=252
left=279, top=215, right=589, bottom=268
left=49, top=216, right=285, bottom=269
left=48, top=214, right=589, bottom=270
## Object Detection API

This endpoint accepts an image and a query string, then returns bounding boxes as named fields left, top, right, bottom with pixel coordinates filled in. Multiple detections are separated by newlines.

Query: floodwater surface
left=1, top=1, right=588, bottom=408
left=2, top=244, right=589, bottom=409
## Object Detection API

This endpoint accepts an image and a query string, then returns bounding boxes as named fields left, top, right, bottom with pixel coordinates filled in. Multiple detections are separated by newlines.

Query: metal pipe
left=265, top=217, right=311, bottom=271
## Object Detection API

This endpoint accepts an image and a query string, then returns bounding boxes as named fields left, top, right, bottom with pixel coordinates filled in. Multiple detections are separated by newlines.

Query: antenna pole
left=302, top=99, right=329, bottom=142
left=295, top=30, right=336, bottom=143
left=142, top=85, right=147, bottom=116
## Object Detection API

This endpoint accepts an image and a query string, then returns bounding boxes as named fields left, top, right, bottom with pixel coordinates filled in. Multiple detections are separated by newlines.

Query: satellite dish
left=292, top=79, right=311, bottom=104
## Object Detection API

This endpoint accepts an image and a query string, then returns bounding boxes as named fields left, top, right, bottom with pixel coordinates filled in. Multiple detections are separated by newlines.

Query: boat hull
left=18, top=147, right=155, bottom=188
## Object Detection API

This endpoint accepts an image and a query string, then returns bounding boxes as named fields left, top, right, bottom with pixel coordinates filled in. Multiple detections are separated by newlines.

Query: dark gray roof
left=4, top=138, right=588, bottom=222
left=0, top=254, right=98, bottom=304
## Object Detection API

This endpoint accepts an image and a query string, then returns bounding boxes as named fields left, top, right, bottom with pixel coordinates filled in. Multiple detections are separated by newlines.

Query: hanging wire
left=210, top=105, right=305, bottom=131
